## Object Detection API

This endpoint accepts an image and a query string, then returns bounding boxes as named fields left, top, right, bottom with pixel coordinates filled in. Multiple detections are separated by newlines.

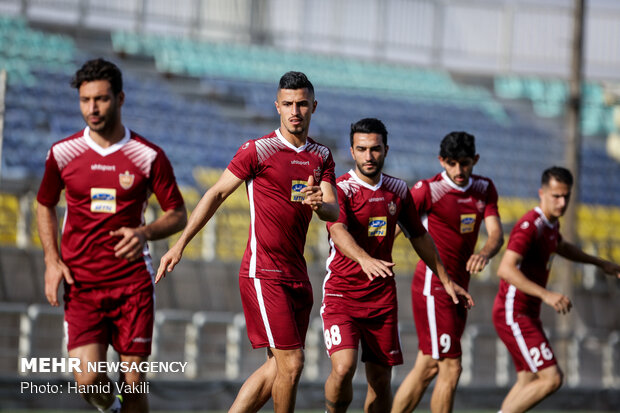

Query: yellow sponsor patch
left=90, top=188, right=116, bottom=214
left=368, top=216, right=387, bottom=237
left=291, top=180, right=308, bottom=202
left=460, top=214, right=476, bottom=233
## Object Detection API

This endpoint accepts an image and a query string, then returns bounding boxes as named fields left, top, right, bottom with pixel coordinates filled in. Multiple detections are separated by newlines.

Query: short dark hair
left=278, top=71, right=314, bottom=97
left=71, top=58, right=123, bottom=95
left=439, top=131, right=476, bottom=159
left=350, top=118, right=388, bottom=147
left=542, top=166, right=573, bottom=187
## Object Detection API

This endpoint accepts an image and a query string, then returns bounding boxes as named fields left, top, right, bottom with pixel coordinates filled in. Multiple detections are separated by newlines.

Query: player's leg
left=500, top=366, right=563, bottom=413
left=270, top=347, right=305, bottom=413
left=69, top=343, right=118, bottom=411
left=429, top=356, right=462, bottom=413
left=325, top=348, right=358, bottom=413
left=112, top=283, right=154, bottom=413
left=364, top=361, right=392, bottom=413
left=229, top=350, right=277, bottom=413
left=391, top=350, right=438, bottom=413
left=118, top=354, right=148, bottom=413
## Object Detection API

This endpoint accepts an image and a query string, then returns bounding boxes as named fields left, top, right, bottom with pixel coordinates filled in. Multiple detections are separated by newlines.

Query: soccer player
left=392, top=131, right=504, bottom=413
left=37, top=58, right=187, bottom=413
left=321, top=119, right=472, bottom=413
left=156, top=71, right=339, bottom=413
left=493, top=166, right=620, bottom=413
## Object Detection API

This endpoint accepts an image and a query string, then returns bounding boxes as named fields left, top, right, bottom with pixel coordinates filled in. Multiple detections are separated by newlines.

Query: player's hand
left=542, top=290, right=572, bottom=314
left=44, top=257, right=73, bottom=307
left=301, top=175, right=323, bottom=211
left=442, top=280, right=475, bottom=309
left=600, top=261, right=620, bottom=278
left=466, top=253, right=489, bottom=274
left=110, top=227, right=147, bottom=261
left=359, top=257, right=395, bottom=280
left=155, top=245, right=183, bottom=283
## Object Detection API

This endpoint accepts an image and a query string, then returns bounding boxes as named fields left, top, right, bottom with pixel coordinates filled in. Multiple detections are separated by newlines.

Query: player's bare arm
left=556, top=240, right=620, bottom=278
left=498, top=249, right=572, bottom=314
left=37, top=202, right=74, bottom=306
left=112, top=206, right=187, bottom=262
left=156, top=169, right=244, bottom=282
left=466, top=214, right=504, bottom=273
left=301, top=175, right=339, bottom=221
left=329, top=222, right=395, bottom=280
left=410, top=232, right=474, bottom=308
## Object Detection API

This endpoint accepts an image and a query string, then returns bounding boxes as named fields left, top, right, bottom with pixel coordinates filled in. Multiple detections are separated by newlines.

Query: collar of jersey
left=275, top=128, right=308, bottom=153
left=83, top=126, right=131, bottom=157
left=348, top=169, right=383, bottom=191
left=441, top=171, right=472, bottom=192
left=534, top=206, right=557, bottom=228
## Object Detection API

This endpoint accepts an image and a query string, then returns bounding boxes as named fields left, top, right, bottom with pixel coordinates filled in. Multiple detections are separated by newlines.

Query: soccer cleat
left=110, top=394, right=123, bottom=413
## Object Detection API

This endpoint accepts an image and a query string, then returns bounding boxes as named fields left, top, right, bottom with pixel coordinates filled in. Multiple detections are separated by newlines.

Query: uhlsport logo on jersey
left=291, top=180, right=308, bottom=202
left=91, top=188, right=116, bottom=214
left=368, top=216, right=387, bottom=237
left=119, top=170, right=135, bottom=190
left=460, top=214, right=476, bottom=233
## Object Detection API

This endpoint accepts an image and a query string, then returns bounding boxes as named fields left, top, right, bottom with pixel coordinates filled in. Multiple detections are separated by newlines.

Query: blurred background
left=0, top=0, right=619, bottom=410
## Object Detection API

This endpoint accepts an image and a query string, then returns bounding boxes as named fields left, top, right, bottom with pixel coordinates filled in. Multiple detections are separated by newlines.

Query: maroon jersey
left=37, top=127, right=184, bottom=288
left=323, top=171, right=426, bottom=309
left=494, top=207, right=561, bottom=319
left=411, top=172, right=499, bottom=293
left=227, top=129, right=336, bottom=282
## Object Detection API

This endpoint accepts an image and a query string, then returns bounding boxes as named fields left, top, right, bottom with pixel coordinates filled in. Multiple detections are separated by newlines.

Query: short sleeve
left=227, top=140, right=258, bottom=181
left=36, top=147, right=64, bottom=207
left=326, top=184, right=349, bottom=231
left=150, top=149, right=185, bottom=211
left=507, top=217, right=537, bottom=257
left=320, top=150, right=336, bottom=187
left=398, top=190, right=427, bottom=239
left=410, top=179, right=431, bottom=215
left=484, top=180, right=500, bottom=218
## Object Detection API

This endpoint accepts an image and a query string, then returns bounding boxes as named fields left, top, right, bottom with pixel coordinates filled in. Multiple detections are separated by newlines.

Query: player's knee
left=75, top=371, right=107, bottom=388
left=331, top=361, right=356, bottom=383
left=120, top=370, right=145, bottom=386
left=545, top=369, right=563, bottom=393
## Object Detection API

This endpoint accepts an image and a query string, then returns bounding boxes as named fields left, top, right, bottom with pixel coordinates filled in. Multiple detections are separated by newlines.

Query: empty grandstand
left=1, top=0, right=619, bottom=411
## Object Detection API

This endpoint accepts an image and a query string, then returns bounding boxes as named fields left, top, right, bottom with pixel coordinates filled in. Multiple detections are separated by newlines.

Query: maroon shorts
left=493, top=305, right=557, bottom=373
left=320, top=299, right=402, bottom=366
left=64, top=282, right=154, bottom=356
left=239, top=276, right=313, bottom=350
left=411, top=285, right=468, bottom=359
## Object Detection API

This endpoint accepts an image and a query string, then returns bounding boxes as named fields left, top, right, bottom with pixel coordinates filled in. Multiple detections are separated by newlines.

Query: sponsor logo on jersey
left=457, top=197, right=472, bottom=203
left=291, top=160, right=310, bottom=166
left=460, top=214, right=476, bottom=233
left=520, top=221, right=530, bottom=230
left=369, top=197, right=385, bottom=202
left=119, top=170, right=135, bottom=190
left=91, top=164, right=116, bottom=172
left=368, top=216, right=387, bottom=237
left=91, top=188, right=116, bottom=214
left=291, top=180, right=308, bottom=202
left=242, top=142, right=250, bottom=149
left=388, top=201, right=397, bottom=215
left=414, top=180, right=423, bottom=189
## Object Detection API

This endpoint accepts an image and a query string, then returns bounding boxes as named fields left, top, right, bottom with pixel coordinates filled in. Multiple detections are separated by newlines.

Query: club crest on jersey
left=460, top=214, right=476, bottom=233
left=313, top=167, right=322, bottom=183
left=91, top=188, right=116, bottom=214
left=368, top=216, right=387, bottom=237
left=119, top=170, right=135, bottom=190
left=476, top=200, right=485, bottom=212
left=388, top=201, right=397, bottom=216
left=291, top=180, right=308, bottom=202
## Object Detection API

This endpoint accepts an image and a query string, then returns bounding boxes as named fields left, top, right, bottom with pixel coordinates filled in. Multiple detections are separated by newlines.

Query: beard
left=356, top=159, right=384, bottom=178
